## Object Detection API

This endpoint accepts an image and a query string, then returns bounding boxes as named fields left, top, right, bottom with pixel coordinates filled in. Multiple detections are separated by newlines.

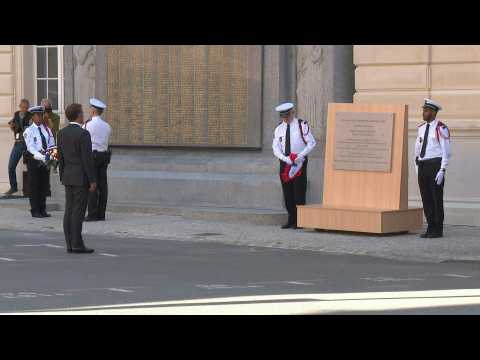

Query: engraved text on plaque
left=333, top=112, right=394, bottom=172
left=106, top=45, right=262, bottom=148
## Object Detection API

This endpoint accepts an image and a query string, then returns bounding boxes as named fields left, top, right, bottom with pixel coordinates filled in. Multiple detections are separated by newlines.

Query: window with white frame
left=34, top=45, right=63, bottom=112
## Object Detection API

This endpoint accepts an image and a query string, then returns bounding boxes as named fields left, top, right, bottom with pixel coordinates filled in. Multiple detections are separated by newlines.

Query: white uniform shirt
left=415, top=119, right=451, bottom=169
left=23, top=123, right=55, bottom=161
left=83, top=116, right=111, bottom=152
left=272, top=118, right=316, bottom=162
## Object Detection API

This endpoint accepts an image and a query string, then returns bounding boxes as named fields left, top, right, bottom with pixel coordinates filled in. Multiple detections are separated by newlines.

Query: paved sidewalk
left=0, top=205, right=479, bottom=263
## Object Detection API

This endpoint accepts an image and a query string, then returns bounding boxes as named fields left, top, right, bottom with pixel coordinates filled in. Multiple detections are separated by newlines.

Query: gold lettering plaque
left=333, top=112, right=394, bottom=172
left=106, top=45, right=262, bottom=147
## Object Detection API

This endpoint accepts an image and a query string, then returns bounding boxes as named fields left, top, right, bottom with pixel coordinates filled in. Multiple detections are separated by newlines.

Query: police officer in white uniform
left=415, top=99, right=451, bottom=238
left=83, top=98, right=112, bottom=221
left=272, top=102, right=316, bottom=229
left=23, top=105, right=56, bottom=218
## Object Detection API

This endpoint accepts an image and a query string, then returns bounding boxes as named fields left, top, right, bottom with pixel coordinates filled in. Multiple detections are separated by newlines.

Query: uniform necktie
left=420, top=123, right=430, bottom=158
left=285, top=123, right=291, bottom=156
left=38, top=126, right=47, bottom=150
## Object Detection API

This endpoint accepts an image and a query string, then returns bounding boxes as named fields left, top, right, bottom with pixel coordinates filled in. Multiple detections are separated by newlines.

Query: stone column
left=72, top=45, right=96, bottom=115
left=295, top=45, right=354, bottom=203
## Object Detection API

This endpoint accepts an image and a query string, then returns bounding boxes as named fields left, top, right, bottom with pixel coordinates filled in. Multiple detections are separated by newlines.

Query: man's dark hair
left=65, top=103, right=83, bottom=122
left=19, top=99, right=29, bottom=107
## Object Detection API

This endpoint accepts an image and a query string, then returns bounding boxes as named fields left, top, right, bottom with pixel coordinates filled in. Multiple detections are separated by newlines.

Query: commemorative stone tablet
left=106, top=45, right=262, bottom=148
left=333, top=112, right=394, bottom=172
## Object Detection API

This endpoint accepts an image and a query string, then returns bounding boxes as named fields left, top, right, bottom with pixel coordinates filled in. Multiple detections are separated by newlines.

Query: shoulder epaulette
left=417, top=121, right=426, bottom=128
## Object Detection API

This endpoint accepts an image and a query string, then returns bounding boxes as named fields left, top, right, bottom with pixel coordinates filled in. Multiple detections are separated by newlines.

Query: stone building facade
left=1, top=45, right=478, bottom=226
left=354, top=45, right=480, bottom=225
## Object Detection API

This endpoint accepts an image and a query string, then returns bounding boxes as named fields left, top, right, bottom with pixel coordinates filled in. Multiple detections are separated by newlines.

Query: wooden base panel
left=297, top=204, right=423, bottom=234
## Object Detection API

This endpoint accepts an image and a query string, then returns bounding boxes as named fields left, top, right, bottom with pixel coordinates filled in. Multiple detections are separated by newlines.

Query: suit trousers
left=26, top=158, right=49, bottom=214
left=280, top=159, right=308, bottom=225
left=87, top=152, right=109, bottom=219
left=64, top=185, right=89, bottom=250
left=418, top=157, right=444, bottom=234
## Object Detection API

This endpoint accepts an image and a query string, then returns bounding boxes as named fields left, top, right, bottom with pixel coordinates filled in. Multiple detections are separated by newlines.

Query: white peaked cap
left=89, top=98, right=107, bottom=110
left=275, top=102, right=295, bottom=113
left=28, top=105, right=44, bottom=113
left=423, top=98, right=442, bottom=111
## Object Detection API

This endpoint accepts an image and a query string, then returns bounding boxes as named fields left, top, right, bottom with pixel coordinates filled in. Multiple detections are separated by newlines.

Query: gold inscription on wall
left=334, top=112, right=395, bottom=172
left=106, top=45, right=262, bottom=147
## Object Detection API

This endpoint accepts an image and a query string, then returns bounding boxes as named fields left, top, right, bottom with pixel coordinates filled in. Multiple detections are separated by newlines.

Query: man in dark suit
left=57, top=103, right=97, bottom=254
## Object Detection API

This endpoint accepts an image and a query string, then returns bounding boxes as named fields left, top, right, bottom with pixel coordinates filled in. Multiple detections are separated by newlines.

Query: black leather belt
left=418, top=157, right=441, bottom=165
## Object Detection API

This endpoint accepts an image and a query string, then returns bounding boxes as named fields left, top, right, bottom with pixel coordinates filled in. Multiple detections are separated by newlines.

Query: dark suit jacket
left=9, top=111, right=32, bottom=141
left=57, top=123, right=96, bottom=187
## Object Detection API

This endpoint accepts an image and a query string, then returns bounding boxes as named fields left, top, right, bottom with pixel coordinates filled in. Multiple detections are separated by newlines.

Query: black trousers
left=418, top=157, right=444, bottom=234
left=64, top=185, right=89, bottom=250
left=280, top=159, right=308, bottom=225
left=26, top=159, right=49, bottom=215
left=87, top=152, right=109, bottom=219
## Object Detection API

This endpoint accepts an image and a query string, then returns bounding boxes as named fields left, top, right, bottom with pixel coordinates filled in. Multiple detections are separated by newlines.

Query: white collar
left=70, top=122, right=82, bottom=127
left=92, top=115, right=103, bottom=122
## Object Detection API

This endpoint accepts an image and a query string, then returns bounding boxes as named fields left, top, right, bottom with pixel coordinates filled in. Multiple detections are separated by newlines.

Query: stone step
left=106, top=203, right=288, bottom=225
left=104, top=170, right=285, bottom=210
left=110, top=155, right=278, bottom=175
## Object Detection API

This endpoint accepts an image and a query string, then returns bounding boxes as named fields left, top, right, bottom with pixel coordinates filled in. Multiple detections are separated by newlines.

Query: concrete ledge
left=107, top=202, right=288, bottom=226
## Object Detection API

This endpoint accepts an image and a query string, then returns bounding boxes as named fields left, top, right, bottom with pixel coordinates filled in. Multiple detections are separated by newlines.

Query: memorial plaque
left=333, top=112, right=394, bottom=172
left=106, top=45, right=262, bottom=148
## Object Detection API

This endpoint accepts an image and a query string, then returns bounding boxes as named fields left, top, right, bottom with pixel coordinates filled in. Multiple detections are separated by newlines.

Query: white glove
left=33, top=152, right=46, bottom=161
left=415, top=164, right=418, bottom=175
left=295, top=154, right=304, bottom=164
left=435, top=170, right=444, bottom=185
left=283, top=156, right=293, bottom=165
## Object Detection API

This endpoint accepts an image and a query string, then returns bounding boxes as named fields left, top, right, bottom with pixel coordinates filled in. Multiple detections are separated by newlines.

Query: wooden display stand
left=297, top=103, right=423, bottom=234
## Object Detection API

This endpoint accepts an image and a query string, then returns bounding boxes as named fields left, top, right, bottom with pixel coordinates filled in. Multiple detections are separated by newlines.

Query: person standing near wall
left=272, top=102, right=316, bottom=229
left=23, top=106, right=55, bottom=217
left=415, top=99, right=451, bottom=238
left=4, top=99, right=31, bottom=196
left=83, top=98, right=111, bottom=222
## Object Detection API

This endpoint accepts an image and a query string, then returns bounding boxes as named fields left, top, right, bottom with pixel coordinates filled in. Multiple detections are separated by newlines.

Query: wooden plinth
left=297, top=205, right=423, bottom=234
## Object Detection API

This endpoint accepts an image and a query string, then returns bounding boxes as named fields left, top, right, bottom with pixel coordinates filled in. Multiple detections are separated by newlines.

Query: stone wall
left=53, top=45, right=354, bottom=214
left=354, top=45, right=480, bottom=225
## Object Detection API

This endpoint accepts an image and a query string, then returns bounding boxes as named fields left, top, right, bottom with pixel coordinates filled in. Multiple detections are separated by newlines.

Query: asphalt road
left=1, top=229, right=480, bottom=314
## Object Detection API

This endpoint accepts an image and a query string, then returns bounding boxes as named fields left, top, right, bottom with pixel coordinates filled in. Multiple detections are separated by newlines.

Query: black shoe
left=4, top=188, right=18, bottom=196
left=67, top=248, right=72, bottom=253
left=31, top=212, right=44, bottom=218
left=40, top=212, right=51, bottom=218
left=429, top=232, right=443, bottom=238
left=281, top=222, right=294, bottom=229
left=84, top=217, right=98, bottom=222
left=420, top=232, right=432, bottom=238
left=97, top=217, right=105, bottom=221
left=71, top=247, right=94, bottom=254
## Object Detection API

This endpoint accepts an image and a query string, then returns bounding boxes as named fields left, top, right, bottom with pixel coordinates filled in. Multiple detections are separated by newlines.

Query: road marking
left=361, top=277, right=423, bottom=282
left=16, top=244, right=63, bottom=249
left=443, top=274, right=473, bottom=278
left=196, top=284, right=264, bottom=290
left=0, top=257, right=15, bottom=262
left=99, top=253, right=119, bottom=257
left=286, top=281, right=315, bottom=286
left=108, top=288, right=134, bottom=293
